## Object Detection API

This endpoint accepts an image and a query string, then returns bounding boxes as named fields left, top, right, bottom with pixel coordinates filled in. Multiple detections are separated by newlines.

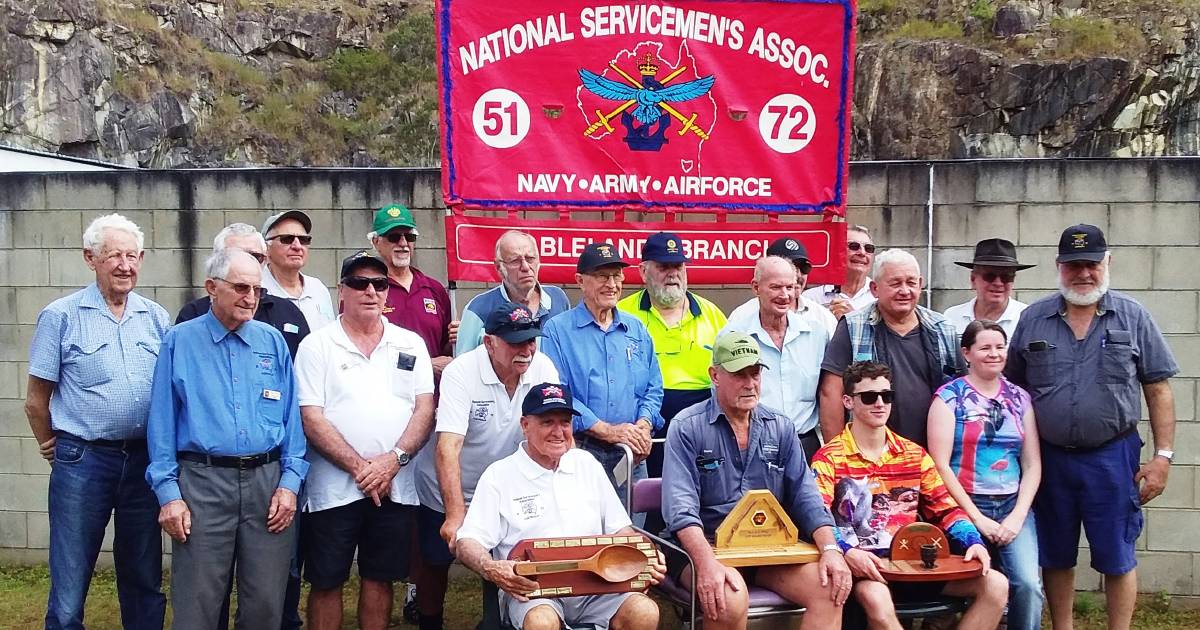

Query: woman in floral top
left=928, top=320, right=1043, bottom=630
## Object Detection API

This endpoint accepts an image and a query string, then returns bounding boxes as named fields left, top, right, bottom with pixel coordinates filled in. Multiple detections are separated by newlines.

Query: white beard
left=648, top=282, right=686, bottom=307
left=1058, top=267, right=1110, bottom=306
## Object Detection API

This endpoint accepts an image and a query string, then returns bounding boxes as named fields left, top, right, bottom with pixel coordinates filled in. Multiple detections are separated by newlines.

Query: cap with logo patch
left=484, top=301, right=543, bottom=344
left=577, top=242, right=631, bottom=273
left=372, top=204, right=419, bottom=237
left=1056, top=224, right=1108, bottom=263
left=766, top=237, right=810, bottom=264
left=522, top=382, right=581, bottom=416
left=712, top=332, right=768, bottom=372
left=642, top=232, right=689, bottom=264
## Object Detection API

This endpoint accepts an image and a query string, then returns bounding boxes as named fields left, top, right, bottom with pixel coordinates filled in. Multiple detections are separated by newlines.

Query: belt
left=1055, top=426, right=1137, bottom=452
left=56, top=431, right=146, bottom=450
left=178, top=447, right=281, bottom=470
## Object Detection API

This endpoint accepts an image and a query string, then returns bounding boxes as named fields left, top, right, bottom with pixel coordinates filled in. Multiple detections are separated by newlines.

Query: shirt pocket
left=1100, top=331, right=1136, bottom=384
left=392, top=351, right=418, bottom=403
left=65, top=341, right=113, bottom=388
left=1023, top=347, right=1058, bottom=389
left=255, top=377, right=285, bottom=426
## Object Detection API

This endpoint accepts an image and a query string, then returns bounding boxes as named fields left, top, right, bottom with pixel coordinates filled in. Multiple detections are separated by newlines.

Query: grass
left=1050, top=15, right=1147, bottom=58
left=891, top=20, right=965, bottom=41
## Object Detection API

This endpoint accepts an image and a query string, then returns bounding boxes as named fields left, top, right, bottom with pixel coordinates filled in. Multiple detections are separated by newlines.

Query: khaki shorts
left=502, top=591, right=636, bottom=629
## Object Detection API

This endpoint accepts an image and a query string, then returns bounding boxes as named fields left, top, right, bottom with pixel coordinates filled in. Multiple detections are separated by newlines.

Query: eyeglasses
left=979, top=271, right=1016, bottom=284
left=852, top=390, right=894, bottom=404
left=848, top=242, right=876, bottom=254
left=267, top=234, right=312, bottom=246
left=342, top=276, right=389, bottom=292
left=244, top=251, right=266, bottom=264
left=587, top=272, right=624, bottom=285
left=384, top=231, right=417, bottom=244
left=502, top=255, right=539, bottom=269
left=214, top=278, right=266, bottom=298
left=100, top=251, right=142, bottom=266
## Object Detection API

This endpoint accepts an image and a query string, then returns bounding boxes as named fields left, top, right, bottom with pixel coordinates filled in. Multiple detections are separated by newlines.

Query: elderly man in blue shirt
left=541, top=242, right=664, bottom=504
left=147, top=248, right=309, bottom=629
left=662, top=332, right=851, bottom=630
left=26, top=213, right=171, bottom=630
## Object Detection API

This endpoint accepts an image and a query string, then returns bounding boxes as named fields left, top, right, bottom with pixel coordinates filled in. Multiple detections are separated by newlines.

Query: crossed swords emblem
left=581, top=61, right=712, bottom=141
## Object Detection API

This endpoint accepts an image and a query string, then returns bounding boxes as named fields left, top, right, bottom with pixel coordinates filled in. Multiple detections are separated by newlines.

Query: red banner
left=446, top=213, right=847, bottom=284
left=437, top=0, right=856, bottom=213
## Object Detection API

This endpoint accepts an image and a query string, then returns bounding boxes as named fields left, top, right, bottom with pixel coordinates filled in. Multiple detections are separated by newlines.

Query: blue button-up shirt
left=721, top=308, right=830, bottom=435
left=663, top=398, right=834, bottom=540
left=541, top=303, right=664, bottom=433
left=28, top=283, right=170, bottom=441
left=1006, top=290, right=1178, bottom=448
left=146, top=311, right=308, bottom=505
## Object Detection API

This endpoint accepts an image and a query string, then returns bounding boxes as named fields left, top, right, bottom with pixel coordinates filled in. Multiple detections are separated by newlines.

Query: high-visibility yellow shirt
left=617, top=290, right=727, bottom=391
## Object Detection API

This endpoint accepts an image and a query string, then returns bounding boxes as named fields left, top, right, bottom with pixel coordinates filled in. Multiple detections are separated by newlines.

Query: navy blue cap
left=340, top=250, right=388, bottom=279
left=484, top=301, right=543, bottom=344
left=577, top=242, right=630, bottom=273
left=766, top=237, right=810, bottom=263
left=522, top=382, right=581, bottom=416
left=1056, top=224, right=1108, bottom=263
left=641, top=232, right=689, bottom=264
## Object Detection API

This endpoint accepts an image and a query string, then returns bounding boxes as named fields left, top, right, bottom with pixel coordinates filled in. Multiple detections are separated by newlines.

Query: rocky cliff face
left=1, top=0, right=1198, bottom=166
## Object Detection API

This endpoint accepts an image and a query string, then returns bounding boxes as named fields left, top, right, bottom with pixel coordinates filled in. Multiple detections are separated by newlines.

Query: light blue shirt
left=541, top=303, right=664, bottom=433
left=721, top=309, right=830, bottom=435
left=28, top=283, right=170, bottom=441
left=454, top=283, right=570, bottom=356
left=146, top=311, right=308, bottom=505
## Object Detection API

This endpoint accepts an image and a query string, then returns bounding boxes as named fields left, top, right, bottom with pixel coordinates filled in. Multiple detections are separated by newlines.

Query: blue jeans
left=46, top=435, right=164, bottom=630
left=971, top=493, right=1042, bottom=630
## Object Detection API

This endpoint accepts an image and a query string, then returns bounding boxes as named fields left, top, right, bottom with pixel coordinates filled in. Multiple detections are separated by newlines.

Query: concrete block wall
left=0, top=159, right=1197, bottom=600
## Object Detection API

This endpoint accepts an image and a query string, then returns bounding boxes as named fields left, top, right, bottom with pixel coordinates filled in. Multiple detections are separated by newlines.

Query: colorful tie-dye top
left=934, top=376, right=1029, bottom=496
left=812, top=426, right=983, bottom=555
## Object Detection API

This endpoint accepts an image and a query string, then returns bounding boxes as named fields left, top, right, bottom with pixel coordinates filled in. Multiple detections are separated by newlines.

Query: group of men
left=26, top=206, right=1177, bottom=630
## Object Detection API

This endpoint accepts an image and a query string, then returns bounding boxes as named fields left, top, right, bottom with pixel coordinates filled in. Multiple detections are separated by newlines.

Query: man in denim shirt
left=662, top=332, right=851, bottom=630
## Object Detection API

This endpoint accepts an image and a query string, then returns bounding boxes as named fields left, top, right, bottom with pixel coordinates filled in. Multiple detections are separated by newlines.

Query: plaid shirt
left=844, top=303, right=962, bottom=383
left=812, top=425, right=983, bottom=555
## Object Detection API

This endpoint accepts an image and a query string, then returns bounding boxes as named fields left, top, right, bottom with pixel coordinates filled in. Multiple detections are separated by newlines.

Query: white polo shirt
left=262, top=266, right=336, bottom=331
left=413, top=345, right=560, bottom=511
left=942, top=297, right=1028, bottom=339
left=728, top=294, right=837, bottom=337
left=802, top=283, right=876, bottom=313
left=456, top=445, right=632, bottom=560
left=294, top=316, right=434, bottom=512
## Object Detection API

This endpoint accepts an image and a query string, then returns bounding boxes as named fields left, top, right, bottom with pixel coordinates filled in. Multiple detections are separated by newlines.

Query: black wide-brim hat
left=954, top=238, right=1035, bottom=270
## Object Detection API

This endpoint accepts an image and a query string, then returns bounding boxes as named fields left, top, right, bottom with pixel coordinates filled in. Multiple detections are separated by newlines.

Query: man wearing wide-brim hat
left=942, top=238, right=1036, bottom=338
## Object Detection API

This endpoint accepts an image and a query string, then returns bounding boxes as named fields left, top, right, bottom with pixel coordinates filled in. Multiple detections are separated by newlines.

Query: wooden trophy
left=712, top=489, right=820, bottom=567
left=507, top=534, right=658, bottom=598
left=878, top=522, right=984, bottom=582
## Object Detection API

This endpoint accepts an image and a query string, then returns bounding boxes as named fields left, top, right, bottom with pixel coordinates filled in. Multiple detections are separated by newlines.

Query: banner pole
left=926, top=163, right=935, bottom=308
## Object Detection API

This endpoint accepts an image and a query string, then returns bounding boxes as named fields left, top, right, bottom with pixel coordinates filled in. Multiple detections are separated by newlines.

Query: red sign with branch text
left=437, top=0, right=856, bottom=213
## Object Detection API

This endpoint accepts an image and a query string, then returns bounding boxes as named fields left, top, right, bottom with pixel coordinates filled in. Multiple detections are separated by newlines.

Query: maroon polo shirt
left=382, top=267, right=452, bottom=357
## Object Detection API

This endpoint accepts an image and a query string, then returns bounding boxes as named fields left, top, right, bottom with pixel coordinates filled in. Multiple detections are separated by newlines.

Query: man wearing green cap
left=369, top=204, right=453, bottom=372
left=662, top=331, right=851, bottom=630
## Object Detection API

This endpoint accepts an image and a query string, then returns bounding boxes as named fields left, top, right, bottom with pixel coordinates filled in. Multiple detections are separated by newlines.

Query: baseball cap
left=261, top=210, right=312, bottom=237
left=340, top=250, right=388, bottom=279
left=766, top=237, right=810, bottom=264
left=522, top=383, right=581, bottom=416
left=577, top=242, right=631, bottom=273
left=712, top=332, right=767, bottom=372
left=373, top=204, right=419, bottom=236
left=641, top=232, right=689, bottom=264
left=1056, top=224, right=1108, bottom=263
left=484, top=302, right=543, bottom=344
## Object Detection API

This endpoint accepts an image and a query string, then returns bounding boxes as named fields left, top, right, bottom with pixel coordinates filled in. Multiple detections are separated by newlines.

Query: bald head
left=494, top=230, right=540, bottom=296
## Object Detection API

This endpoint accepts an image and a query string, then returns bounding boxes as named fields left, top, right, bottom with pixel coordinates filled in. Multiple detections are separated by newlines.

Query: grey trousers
left=171, top=459, right=296, bottom=630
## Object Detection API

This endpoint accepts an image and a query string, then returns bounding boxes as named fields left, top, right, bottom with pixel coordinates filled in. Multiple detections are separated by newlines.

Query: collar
left=330, top=316, right=411, bottom=357
left=1054, top=292, right=1110, bottom=317
left=636, top=289, right=702, bottom=317
left=746, top=308, right=811, bottom=346
left=80, top=283, right=150, bottom=314
left=570, top=302, right=628, bottom=331
left=705, top=400, right=774, bottom=426
left=500, top=283, right=552, bottom=314
left=515, top=441, right=577, bottom=479
left=472, top=344, right=533, bottom=387
left=389, top=267, right=439, bottom=293
left=839, top=424, right=905, bottom=460
left=959, top=297, right=1021, bottom=323
left=202, top=309, right=250, bottom=343
left=264, top=266, right=320, bottom=298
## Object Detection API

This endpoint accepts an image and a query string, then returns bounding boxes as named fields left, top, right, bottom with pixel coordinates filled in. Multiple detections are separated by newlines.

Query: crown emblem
left=543, top=385, right=563, bottom=398
left=387, top=207, right=401, bottom=217
left=637, top=54, right=658, bottom=76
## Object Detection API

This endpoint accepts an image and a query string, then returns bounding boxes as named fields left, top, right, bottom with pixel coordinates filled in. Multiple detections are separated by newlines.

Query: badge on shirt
left=513, top=494, right=544, bottom=520
left=262, top=389, right=282, bottom=401
left=396, top=352, right=417, bottom=371
left=283, top=323, right=300, bottom=334
left=255, top=353, right=275, bottom=375
left=470, top=401, right=494, bottom=423
left=423, top=298, right=438, bottom=315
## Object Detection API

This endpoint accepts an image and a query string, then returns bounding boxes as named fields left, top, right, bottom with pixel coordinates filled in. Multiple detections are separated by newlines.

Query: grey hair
left=848, top=224, right=871, bottom=235
left=205, top=248, right=257, bottom=280
left=493, top=230, right=537, bottom=262
left=753, top=255, right=794, bottom=282
left=82, top=213, right=144, bottom=255
left=212, top=223, right=266, bottom=252
left=872, top=248, right=921, bottom=281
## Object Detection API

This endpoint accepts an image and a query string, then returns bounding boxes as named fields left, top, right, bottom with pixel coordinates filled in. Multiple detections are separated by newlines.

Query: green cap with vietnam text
left=712, top=332, right=768, bottom=372
left=372, top=203, right=418, bottom=236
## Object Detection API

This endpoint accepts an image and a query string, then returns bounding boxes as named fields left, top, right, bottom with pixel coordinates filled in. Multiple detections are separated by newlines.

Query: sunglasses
left=852, top=390, right=894, bottom=404
left=979, top=271, right=1016, bottom=284
left=267, top=234, right=312, bottom=246
left=214, top=278, right=266, bottom=298
left=342, top=276, right=389, bottom=292
left=848, top=242, right=876, bottom=254
left=384, top=231, right=418, bottom=244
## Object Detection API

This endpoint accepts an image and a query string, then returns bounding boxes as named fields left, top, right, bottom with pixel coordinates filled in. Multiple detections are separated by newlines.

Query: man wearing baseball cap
left=1006, top=224, right=1179, bottom=630
left=261, top=209, right=335, bottom=331
left=942, top=238, right=1035, bottom=338
left=662, top=332, right=850, bottom=630
left=455, top=383, right=665, bottom=630
left=542, top=243, right=664, bottom=506
left=729, top=236, right=837, bottom=336
left=411, top=302, right=561, bottom=629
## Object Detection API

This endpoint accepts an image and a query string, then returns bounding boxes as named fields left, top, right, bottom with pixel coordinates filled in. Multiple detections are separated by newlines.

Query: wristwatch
left=1155, top=449, right=1175, bottom=463
left=392, top=447, right=411, bottom=467
left=820, top=544, right=843, bottom=556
